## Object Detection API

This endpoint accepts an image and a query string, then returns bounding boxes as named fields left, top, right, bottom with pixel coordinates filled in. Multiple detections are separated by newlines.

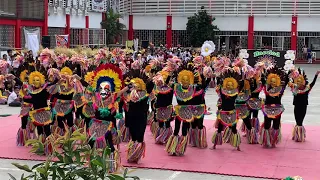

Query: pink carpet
left=1, top=115, right=320, bottom=179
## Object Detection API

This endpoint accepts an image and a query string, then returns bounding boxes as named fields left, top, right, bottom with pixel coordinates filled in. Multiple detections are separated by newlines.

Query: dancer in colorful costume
left=211, top=69, right=243, bottom=150
left=81, top=71, right=96, bottom=129
left=153, top=70, right=174, bottom=144
left=188, top=56, right=214, bottom=149
left=259, top=67, right=288, bottom=148
left=235, top=79, right=257, bottom=144
left=244, top=74, right=263, bottom=141
left=289, top=68, right=319, bottom=142
left=166, top=64, right=206, bottom=156
left=16, top=69, right=34, bottom=146
left=88, top=63, right=127, bottom=172
left=24, top=71, right=57, bottom=154
left=126, top=68, right=154, bottom=163
left=51, top=67, right=77, bottom=134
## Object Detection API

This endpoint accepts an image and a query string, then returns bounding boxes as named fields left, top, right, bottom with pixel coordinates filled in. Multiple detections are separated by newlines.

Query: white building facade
left=118, top=0, right=320, bottom=58
left=0, top=0, right=108, bottom=49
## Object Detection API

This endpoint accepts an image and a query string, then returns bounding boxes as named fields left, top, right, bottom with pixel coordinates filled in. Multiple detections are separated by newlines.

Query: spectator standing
left=302, top=45, right=308, bottom=61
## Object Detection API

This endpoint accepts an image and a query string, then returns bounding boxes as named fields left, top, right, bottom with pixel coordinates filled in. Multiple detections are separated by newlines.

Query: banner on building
left=246, top=50, right=286, bottom=68
left=55, top=35, right=69, bottom=47
left=92, top=0, right=106, bottom=12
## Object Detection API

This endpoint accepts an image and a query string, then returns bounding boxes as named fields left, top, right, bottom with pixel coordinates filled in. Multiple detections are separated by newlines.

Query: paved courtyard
left=2, top=64, right=320, bottom=180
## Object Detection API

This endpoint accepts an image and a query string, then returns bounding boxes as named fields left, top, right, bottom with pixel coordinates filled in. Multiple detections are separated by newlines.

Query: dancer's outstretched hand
left=316, top=70, right=320, bottom=75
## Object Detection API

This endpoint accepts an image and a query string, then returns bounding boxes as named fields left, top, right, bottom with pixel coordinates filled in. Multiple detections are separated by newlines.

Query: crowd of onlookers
left=0, top=49, right=35, bottom=107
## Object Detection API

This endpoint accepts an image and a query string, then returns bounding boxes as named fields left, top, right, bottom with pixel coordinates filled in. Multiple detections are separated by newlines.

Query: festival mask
left=226, top=81, right=234, bottom=90
left=181, top=75, right=190, bottom=88
left=270, top=78, right=277, bottom=87
left=132, top=80, right=142, bottom=91
left=33, top=76, right=41, bottom=88
left=99, top=81, right=111, bottom=98
left=296, top=76, right=305, bottom=87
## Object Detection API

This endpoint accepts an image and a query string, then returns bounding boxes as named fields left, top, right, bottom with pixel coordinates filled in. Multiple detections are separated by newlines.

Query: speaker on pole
left=41, top=36, right=51, bottom=48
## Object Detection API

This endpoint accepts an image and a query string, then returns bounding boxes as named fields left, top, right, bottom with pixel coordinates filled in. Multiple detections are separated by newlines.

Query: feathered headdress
left=221, top=68, right=242, bottom=83
left=293, top=68, right=308, bottom=84
left=92, top=63, right=124, bottom=93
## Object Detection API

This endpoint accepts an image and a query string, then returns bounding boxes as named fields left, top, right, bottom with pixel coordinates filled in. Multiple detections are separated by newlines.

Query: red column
left=15, top=19, right=21, bottom=49
left=291, top=16, right=298, bottom=51
left=42, top=0, right=48, bottom=36
left=166, top=15, right=172, bottom=48
left=128, top=15, right=134, bottom=40
left=65, top=14, right=70, bottom=47
left=85, top=16, right=89, bottom=28
left=247, top=15, right=254, bottom=49
left=102, top=12, right=106, bottom=21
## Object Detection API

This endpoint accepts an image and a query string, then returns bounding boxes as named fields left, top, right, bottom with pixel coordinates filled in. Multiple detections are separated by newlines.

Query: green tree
left=101, top=8, right=126, bottom=45
left=186, top=6, right=219, bottom=47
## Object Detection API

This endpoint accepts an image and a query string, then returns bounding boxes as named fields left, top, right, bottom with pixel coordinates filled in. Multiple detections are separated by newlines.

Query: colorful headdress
left=177, top=70, right=194, bottom=85
left=29, top=71, right=45, bottom=86
left=84, top=71, right=95, bottom=85
left=92, top=64, right=124, bottom=92
left=266, top=66, right=286, bottom=86
left=130, top=77, right=146, bottom=90
left=293, top=68, right=308, bottom=85
left=60, top=67, right=73, bottom=76
left=221, top=69, right=241, bottom=89
left=19, top=70, right=29, bottom=83
left=267, top=73, right=281, bottom=87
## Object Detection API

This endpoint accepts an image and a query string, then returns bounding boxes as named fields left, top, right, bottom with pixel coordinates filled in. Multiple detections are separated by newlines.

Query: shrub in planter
left=9, top=128, right=140, bottom=180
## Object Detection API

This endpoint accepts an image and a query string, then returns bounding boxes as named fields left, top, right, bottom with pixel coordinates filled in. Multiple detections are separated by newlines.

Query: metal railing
left=118, top=0, right=320, bottom=16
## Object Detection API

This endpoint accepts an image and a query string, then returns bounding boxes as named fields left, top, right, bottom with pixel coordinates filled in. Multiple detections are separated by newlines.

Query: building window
left=172, top=30, right=190, bottom=47
left=0, top=25, right=15, bottom=48
left=70, top=28, right=89, bottom=48
left=19, top=0, right=44, bottom=20
left=134, top=30, right=166, bottom=47
left=0, top=0, right=17, bottom=18
left=48, top=27, right=65, bottom=48
left=89, top=29, right=105, bottom=48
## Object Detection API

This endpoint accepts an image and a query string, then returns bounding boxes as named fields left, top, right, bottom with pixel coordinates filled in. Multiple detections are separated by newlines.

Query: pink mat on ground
left=1, top=115, right=319, bottom=179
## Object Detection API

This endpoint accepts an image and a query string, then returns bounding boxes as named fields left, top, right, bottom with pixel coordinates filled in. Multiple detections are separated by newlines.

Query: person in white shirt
left=8, top=86, right=21, bottom=107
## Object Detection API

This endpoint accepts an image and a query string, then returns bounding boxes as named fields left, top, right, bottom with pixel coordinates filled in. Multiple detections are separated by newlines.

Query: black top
left=155, top=87, right=174, bottom=108
left=192, top=75, right=212, bottom=105
left=250, top=79, right=261, bottom=99
left=293, top=74, right=318, bottom=106
left=28, top=88, right=50, bottom=110
left=219, top=80, right=244, bottom=111
left=265, top=74, right=289, bottom=105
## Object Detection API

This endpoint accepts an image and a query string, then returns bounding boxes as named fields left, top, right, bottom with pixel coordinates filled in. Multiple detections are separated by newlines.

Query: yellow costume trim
left=61, top=67, right=73, bottom=75
left=84, top=71, right=94, bottom=85
left=267, top=73, right=281, bottom=87
left=20, top=70, right=28, bottom=83
left=222, top=77, right=238, bottom=89
left=29, top=71, right=45, bottom=87
left=177, top=70, right=194, bottom=85
left=92, top=69, right=122, bottom=93
left=130, top=78, right=146, bottom=91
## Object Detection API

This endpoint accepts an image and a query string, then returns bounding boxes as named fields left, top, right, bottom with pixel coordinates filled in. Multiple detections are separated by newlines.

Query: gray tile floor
left=3, top=64, right=320, bottom=180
